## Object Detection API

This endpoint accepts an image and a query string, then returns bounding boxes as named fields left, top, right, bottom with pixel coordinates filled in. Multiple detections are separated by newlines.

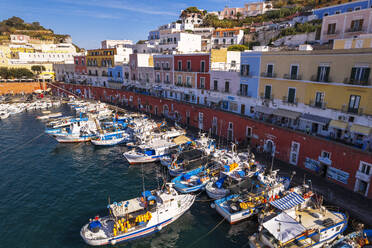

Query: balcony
left=341, top=104, right=364, bottom=115
left=343, top=77, right=371, bottom=86
left=260, top=92, right=274, bottom=100
left=282, top=96, right=299, bottom=106
left=345, top=28, right=366, bottom=33
left=240, top=72, right=252, bottom=78
left=322, top=30, right=340, bottom=36
left=163, top=67, right=171, bottom=71
left=154, top=66, right=161, bottom=70
left=260, top=72, right=277, bottom=78
left=155, top=79, right=161, bottom=83
left=164, top=80, right=171, bottom=84
left=237, top=90, right=252, bottom=98
left=309, top=100, right=327, bottom=109
left=311, top=75, right=332, bottom=83
left=283, top=74, right=302, bottom=80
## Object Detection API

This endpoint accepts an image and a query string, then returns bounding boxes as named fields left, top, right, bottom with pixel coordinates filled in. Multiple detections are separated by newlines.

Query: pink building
left=321, top=8, right=372, bottom=43
left=219, top=2, right=272, bottom=19
left=153, top=55, right=174, bottom=85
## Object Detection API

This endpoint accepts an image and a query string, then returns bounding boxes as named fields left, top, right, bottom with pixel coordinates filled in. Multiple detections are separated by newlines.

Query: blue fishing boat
left=167, top=149, right=209, bottom=177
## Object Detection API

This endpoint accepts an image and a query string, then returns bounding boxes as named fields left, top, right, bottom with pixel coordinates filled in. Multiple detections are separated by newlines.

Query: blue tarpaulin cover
left=215, top=176, right=226, bottom=189
left=182, top=174, right=191, bottom=181
left=144, top=149, right=155, bottom=156
left=270, top=192, right=305, bottom=211
left=88, top=220, right=102, bottom=230
left=237, top=171, right=245, bottom=177
left=142, top=191, right=152, bottom=198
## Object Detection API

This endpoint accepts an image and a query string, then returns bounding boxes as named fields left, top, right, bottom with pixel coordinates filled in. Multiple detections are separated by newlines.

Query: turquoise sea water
left=0, top=104, right=257, bottom=248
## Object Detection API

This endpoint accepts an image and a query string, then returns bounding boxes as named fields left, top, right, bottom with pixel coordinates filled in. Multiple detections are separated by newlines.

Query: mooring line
left=186, top=217, right=225, bottom=248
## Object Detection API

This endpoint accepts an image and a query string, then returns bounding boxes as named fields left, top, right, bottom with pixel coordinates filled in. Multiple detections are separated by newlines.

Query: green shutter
left=350, top=67, right=357, bottom=82
left=325, top=67, right=330, bottom=82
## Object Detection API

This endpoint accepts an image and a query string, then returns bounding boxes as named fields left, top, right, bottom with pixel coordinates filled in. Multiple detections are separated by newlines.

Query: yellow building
left=259, top=49, right=372, bottom=116
left=86, top=48, right=116, bottom=67
left=333, top=36, right=372, bottom=50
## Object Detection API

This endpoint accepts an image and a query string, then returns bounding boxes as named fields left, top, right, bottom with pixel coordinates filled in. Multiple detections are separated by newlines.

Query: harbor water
left=0, top=104, right=257, bottom=248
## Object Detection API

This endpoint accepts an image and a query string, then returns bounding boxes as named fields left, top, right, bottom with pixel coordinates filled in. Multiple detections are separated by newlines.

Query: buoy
left=111, top=239, right=117, bottom=245
left=157, top=225, right=162, bottom=231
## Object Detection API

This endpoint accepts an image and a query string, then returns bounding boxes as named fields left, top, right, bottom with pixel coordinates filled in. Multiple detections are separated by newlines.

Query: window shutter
left=362, top=68, right=370, bottom=83
left=316, top=66, right=321, bottom=81
left=350, top=67, right=357, bottom=82
left=325, top=67, right=330, bottom=82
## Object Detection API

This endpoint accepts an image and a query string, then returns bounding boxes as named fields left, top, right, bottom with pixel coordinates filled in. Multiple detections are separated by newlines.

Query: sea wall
left=0, top=82, right=46, bottom=95
left=52, top=83, right=372, bottom=199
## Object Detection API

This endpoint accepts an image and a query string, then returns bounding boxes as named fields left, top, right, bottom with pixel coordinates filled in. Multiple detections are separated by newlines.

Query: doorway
left=241, top=104, right=245, bottom=115
left=311, top=123, right=318, bottom=134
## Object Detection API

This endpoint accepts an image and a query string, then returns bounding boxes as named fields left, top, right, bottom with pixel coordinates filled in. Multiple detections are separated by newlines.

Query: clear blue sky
left=0, top=0, right=250, bottom=49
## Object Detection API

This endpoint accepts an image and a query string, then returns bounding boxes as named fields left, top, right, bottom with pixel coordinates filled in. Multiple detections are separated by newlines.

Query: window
left=166, top=74, right=169, bottom=83
left=324, top=12, right=329, bottom=16
left=290, top=65, right=299, bottom=79
left=287, top=88, right=296, bottom=103
left=315, top=92, right=324, bottom=108
left=335, top=10, right=340, bottom=14
left=186, top=76, right=191, bottom=86
left=347, top=8, right=353, bottom=12
left=267, top=64, right=274, bottom=77
left=350, top=19, right=364, bottom=32
left=327, top=23, right=336, bottom=34
left=355, top=6, right=361, bottom=11
left=246, top=126, right=252, bottom=137
left=231, top=39, right=234, bottom=44
left=264, top=85, right=272, bottom=99
left=348, top=95, right=361, bottom=114
left=290, top=141, right=300, bottom=165
left=177, top=75, right=182, bottom=84
left=225, top=81, right=230, bottom=93
left=350, top=67, right=370, bottom=84
left=231, top=60, right=236, bottom=67
left=213, top=80, right=218, bottom=91
left=241, top=65, right=250, bottom=76
left=321, top=150, right=331, bottom=159
left=360, top=161, right=371, bottom=175
left=200, top=77, right=205, bottom=89
left=317, top=66, right=330, bottom=82
left=187, top=60, right=191, bottom=71
left=240, top=84, right=248, bottom=96
left=201, top=60, right=205, bottom=72
left=178, top=60, right=182, bottom=71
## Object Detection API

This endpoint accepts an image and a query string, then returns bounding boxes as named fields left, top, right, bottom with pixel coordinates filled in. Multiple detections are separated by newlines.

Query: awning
left=350, top=124, right=372, bottom=136
left=173, top=135, right=191, bottom=145
left=255, top=105, right=274, bottom=115
left=208, top=97, right=221, bottom=103
left=300, top=113, right=331, bottom=125
left=270, top=192, right=305, bottom=211
left=263, top=212, right=306, bottom=244
left=273, top=108, right=301, bottom=119
left=329, top=120, right=348, bottom=130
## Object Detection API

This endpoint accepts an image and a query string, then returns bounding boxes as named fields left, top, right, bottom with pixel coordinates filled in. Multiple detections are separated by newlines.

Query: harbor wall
left=0, top=82, right=47, bottom=95
left=52, top=83, right=372, bottom=199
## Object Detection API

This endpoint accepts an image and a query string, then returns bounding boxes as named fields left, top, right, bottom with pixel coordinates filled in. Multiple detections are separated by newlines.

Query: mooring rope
left=186, top=217, right=225, bottom=248
left=0, top=132, right=45, bottom=156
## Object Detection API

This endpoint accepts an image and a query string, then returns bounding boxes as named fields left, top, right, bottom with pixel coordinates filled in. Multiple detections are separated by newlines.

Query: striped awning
left=270, top=192, right=305, bottom=211
left=300, top=113, right=331, bottom=126
left=350, top=124, right=372, bottom=136
left=329, top=120, right=348, bottom=130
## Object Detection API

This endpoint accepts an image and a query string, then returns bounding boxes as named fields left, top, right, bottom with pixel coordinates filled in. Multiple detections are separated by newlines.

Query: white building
left=180, top=11, right=204, bottom=30
left=114, top=45, right=133, bottom=64
left=101, top=40, right=133, bottom=49
left=10, top=51, right=80, bottom=64
left=158, top=32, right=202, bottom=53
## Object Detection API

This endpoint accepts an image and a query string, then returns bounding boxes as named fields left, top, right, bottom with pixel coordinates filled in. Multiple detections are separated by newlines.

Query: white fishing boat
left=91, top=130, right=130, bottom=146
left=249, top=190, right=348, bottom=248
left=80, top=184, right=195, bottom=246
left=0, top=111, right=10, bottom=119
left=123, top=140, right=178, bottom=164
left=37, top=112, right=63, bottom=120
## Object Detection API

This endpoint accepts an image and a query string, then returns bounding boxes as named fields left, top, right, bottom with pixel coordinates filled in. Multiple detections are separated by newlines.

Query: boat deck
left=294, top=208, right=343, bottom=230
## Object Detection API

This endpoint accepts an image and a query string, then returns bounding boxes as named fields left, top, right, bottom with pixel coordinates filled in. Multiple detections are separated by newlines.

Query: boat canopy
left=173, top=135, right=191, bottom=145
left=263, top=212, right=306, bottom=244
left=270, top=192, right=305, bottom=211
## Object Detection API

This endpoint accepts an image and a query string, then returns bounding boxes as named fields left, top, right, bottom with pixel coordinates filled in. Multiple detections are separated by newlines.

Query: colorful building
left=333, top=34, right=372, bottom=49
left=320, top=8, right=372, bottom=43
left=219, top=2, right=273, bottom=19
left=212, top=28, right=244, bottom=49
left=313, top=0, right=371, bottom=19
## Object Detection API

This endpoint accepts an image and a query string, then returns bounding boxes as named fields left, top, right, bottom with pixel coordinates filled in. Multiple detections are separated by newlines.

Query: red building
left=74, top=55, right=87, bottom=75
left=53, top=83, right=372, bottom=199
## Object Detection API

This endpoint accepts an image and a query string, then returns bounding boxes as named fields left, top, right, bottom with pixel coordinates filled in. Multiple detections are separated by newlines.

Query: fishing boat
left=249, top=190, right=348, bottom=248
left=91, top=130, right=130, bottom=146
left=0, top=111, right=10, bottom=119
left=123, top=140, right=178, bottom=165
left=330, top=229, right=372, bottom=248
left=167, top=148, right=210, bottom=177
left=37, top=112, right=63, bottom=120
left=172, top=161, right=222, bottom=193
left=213, top=171, right=289, bottom=224
left=80, top=184, right=196, bottom=246
left=206, top=157, right=262, bottom=199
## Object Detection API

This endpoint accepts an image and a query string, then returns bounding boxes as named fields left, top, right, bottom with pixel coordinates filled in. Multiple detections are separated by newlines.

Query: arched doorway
left=264, top=139, right=275, bottom=155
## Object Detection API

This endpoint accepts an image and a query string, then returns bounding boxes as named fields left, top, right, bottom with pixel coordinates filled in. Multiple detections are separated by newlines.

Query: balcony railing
left=240, top=72, right=252, bottom=78
left=155, top=79, right=161, bottom=83
left=260, top=72, right=277, bottom=78
left=310, top=75, right=331, bottom=83
left=346, top=28, right=366, bottom=33
left=154, top=66, right=161, bottom=70
left=163, top=67, right=171, bottom=71
left=164, top=80, right=171, bottom=84
left=323, top=30, right=340, bottom=35
left=284, top=74, right=302, bottom=80
left=341, top=104, right=364, bottom=115
left=282, top=96, right=299, bottom=105
left=260, top=92, right=274, bottom=100
left=237, top=90, right=252, bottom=97
left=343, top=77, right=371, bottom=86
left=309, top=100, right=327, bottom=109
